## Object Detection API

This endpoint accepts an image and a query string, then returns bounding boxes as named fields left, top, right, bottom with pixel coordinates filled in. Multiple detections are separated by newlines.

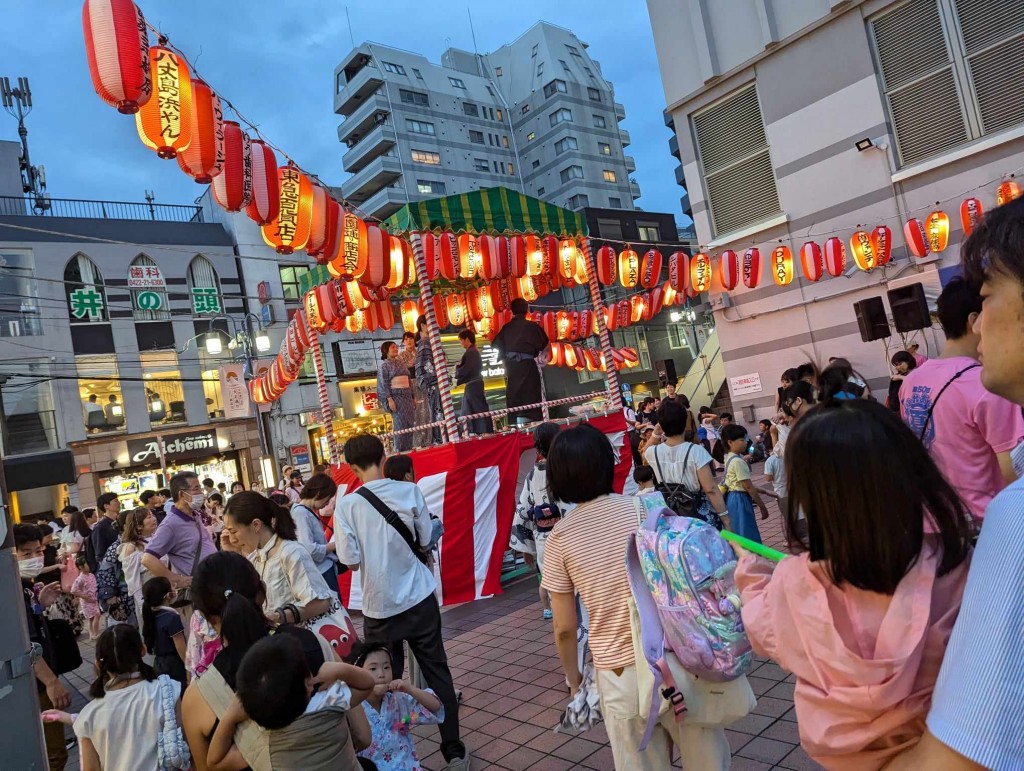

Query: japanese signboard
left=191, top=287, right=222, bottom=315
left=361, top=391, right=380, bottom=412
left=729, top=373, right=763, bottom=397
left=136, top=290, right=163, bottom=311
left=219, top=363, right=251, bottom=419
left=127, top=429, right=220, bottom=465
left=127, top=264, right=165, bottom=289
left=69, top=287, right=105, bottom=321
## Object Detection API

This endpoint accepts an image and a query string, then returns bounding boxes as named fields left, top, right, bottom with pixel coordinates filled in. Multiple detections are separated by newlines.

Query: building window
left=870, top=0, right=1024, bottom=166
left=567, top=193, right=589, bottom=209
left=469, top=129, right=485, bottom=144
left=566, top=44, right=580, bottom=56
left=406, top=119, right=435, bottom=135
left=537, top=62, right=544, bottom=76
left=507, top=163, right=515, bottom=175
left=638, top=223, right=661, bottom=241
left=588, top=87, right=601, bottom=101
left=187, top=256, right=222, bottom=317
left=0, top=249, right=41, bottom=337
left=599, top=142, right=611, bottom=155
left=608, top=196, right=622, bottom=208
left=336, top=72, right=345, bottom=94
left=584, top=66, right=595, bottom=79
left=417, top=180, right=447, bottom=195
left=560, top=165, right=584, bottom=183
left=473, top=157, right=489, bottom=172
left=526, top=131, right=535, bottom=142
left=593, top=114, right=607, bottom=128
left=537, top=187, right=546, bottom=196
left=299, top=345, right=336, bottom=380
left=493, top=161, right=500, bottom=173
left=543, top=79, right=568, bottom=98
left=412, top=68, right=423, bottom=79
left=197, top=348, right=225, bottom=421
left=449, top=77, right=467, bottom=89
left=496, top=108, right=503, bottom=121
left=486, top=85, right=495, bottom=97
left=549, top=108, right=573, bottom=126
left=555, top=136, right=578, bottom=154
left=65, top=253, right=108, bottom=323
left=488, top=134, right=495, bottom=146
left=411, top=149, right=441, bottom=165
left=141, top=350, right=187, bottom=425
left=561, top=60, right=573, bottom=76
left=4, top=361, right=57, bottom=452
left=495, top=67, right=503, bottom=77
left=381, top=61, right=406, bottom=75
left=463, top=102, right=479, bottom=117
left=602, top=169, right=617, bottom=183
left=668, top=325, right=689, bottom=350
left=129, top=254, right=170, bottom=321
left=399, top=89, right=429, bottom=106
left=521, top=104, right=530, bottom=114
left=532, top=159, right=540, bottom=168
left=78, top=355, right=125, bottom=434
left=502, top=135, right=510, bottom=148
left=597, top=218, right=624, bottom=240
left=532, top=44, right=539, bottom=57
left=692, top=82, right=781, bottom=235
left=279, top=264, right=310, bottom=304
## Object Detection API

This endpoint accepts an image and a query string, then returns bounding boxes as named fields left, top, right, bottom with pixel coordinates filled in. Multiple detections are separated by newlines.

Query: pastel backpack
left=626, top=504, right=753, bottom=746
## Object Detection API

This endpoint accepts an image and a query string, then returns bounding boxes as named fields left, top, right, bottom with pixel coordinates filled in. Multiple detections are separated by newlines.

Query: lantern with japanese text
left=328, top=213, right=367, bottom=280
left=584, top=348, right=602, bottom=372
left=430, top=295, right=449, bottom=328
left=629, top=295, right=645, bottom=324
left=903, top=218, right=929, bottom=259
left=261, top=166, right=313, bottom=254
left=211, top=122, right=251, bottom=212
left=645, top=285, right=665, bottom=321
left=576, top=309, right=593, bottom=340
left=540, top=236, right=558, bottom=279
left=800, top=242, right=823, bottom=282
left=525, top=235, right=544, bottom=277
left=662, top=281, right=678, bottom=308
left=540, top=311, right=557, bottom=341
left=690, top=252, right=712, bottom=294
left=517, top=275, right=537, bottom=302
left=824, top=237, right=846, bottom=276
left=925, top=210, right=950, bottom=253
left=555, top=311, right=572, bottom=341
left=445, top=293, right=468, bottom=327
left=457, top=234, right=480, bottom=279
left=305, top=289, right=327, bottom=333
left=176, top=79, right=222, bottom=183
left=719, top=249, right=739, bottom=290
left=400, top=299, right=423, bottom=334
left=83, top=0, right=151, bottom=114
left=573, top=254, right=588, bottom=285
left=640, top=249, right=663, bottom=289
left=557, top=239, right=579, bottom=282
left=475, top=284, right=496, bottom=320
left=494, top=278, right=515, bottom=311
left=616, top=299, right=631, bottom=329
left=473, top=317, right=492, bottom=336
left=604, top=304, right=619, bottom=333
left=304, top=186, right=331, bottom=258
left=742, top=248, right=761, bottom=289
left=386, top=236, right=411, bottom=290
left=997, top=180, right=1022, bottom=206
left=434, top=232, right=457, bottom=281
left=358, top=225, right=392, bottom=288
left=849, top=230, right=876, bottom=271
left=419, top=233, right=441, bottom=282
left=507, top=235, right=527, bottom=277
left=595, top=245, right=617, bottom=285
left=618, top=248, right=640, bottom=288
left=345, top=309, right=365, bottom=334
left=871, top=225, right=892, bottom=267
left=532, top=274, right=550, bottom=299
left=668, top=251, right=687, bottom=293
left=960, top=198, right=984, bottom=237
left=136, top=46, right=192, bottom=159
left=246, top=140, right=279, bottom=226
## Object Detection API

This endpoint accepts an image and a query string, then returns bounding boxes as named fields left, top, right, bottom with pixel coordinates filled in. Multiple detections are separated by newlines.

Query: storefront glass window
left=2, top=360, right=58, bottom=453
left=199, top=348, right=225, bottom=420
left=78, top=355, right=125, bottom=434
left=141, top=350, right=187, bottom=425
left=0, top=249, right=42, bottom=337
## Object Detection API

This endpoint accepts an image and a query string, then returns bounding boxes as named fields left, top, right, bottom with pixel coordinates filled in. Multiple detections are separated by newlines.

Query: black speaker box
left=854, top=297, right=890, bottom=342
left=655, top=358, right=678, bottom=386
left=887, top=283, right=931, bottom=332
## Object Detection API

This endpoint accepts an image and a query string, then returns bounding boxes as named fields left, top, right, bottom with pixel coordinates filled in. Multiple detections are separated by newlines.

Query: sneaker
left=445, top=755, right=471, bottom=770
left=543, top=609, right=553, bottom=620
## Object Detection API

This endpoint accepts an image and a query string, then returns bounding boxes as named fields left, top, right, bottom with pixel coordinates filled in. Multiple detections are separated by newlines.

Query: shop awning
left=4, top=449, right=76, bottom=493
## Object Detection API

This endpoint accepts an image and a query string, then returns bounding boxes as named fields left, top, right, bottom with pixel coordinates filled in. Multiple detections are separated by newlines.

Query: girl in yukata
left=378, top=341, right=415, bottom=452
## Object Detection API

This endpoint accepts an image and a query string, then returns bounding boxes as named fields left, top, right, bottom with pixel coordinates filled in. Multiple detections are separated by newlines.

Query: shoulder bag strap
left=188, top=515, right=205, bottom=577
left=653, top=444, right=666, bottom=482
left=681, top=443, right=696, bottom=491
left=354, top=487, right=425, bottom=562
left=918, top=364, right=981, bottom=441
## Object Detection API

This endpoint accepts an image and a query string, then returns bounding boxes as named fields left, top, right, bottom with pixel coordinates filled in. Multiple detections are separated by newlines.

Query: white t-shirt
left=645, top=441, right=714, bottom=490
left=334, top=478, right=436, bottom=620
left=74, top=677, right=178, bottom=771
left=306, top=681, right=352, bottom=714
left=764, top=453, right=787, bottom=498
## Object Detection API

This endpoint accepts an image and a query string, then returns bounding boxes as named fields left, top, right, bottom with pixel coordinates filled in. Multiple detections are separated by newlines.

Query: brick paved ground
left=59, top=464, right=823, bottom=770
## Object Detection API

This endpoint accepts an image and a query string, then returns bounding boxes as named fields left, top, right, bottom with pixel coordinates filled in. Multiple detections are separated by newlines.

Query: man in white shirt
left=334, top=434, right=468, bottom=771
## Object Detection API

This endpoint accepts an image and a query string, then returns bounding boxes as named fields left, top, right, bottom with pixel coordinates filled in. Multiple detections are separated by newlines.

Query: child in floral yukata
left=350, top=642, right=443, bottom=771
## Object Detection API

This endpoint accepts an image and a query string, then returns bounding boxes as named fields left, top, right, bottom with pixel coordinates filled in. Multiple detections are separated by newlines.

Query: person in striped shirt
left=888, top=196, right=1024, bottom=770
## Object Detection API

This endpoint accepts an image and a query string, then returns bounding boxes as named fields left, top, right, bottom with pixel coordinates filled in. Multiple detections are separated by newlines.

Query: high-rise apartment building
left=333, top=22, right=640, bottom=219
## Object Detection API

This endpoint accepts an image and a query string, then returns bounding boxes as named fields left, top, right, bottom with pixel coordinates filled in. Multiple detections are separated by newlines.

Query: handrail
left=0, top=195, right=204, bottom=223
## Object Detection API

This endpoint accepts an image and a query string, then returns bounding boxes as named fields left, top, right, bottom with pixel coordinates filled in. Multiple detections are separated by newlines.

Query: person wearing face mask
left=291, top=473, right=342, bottom=595
left=141, top=471, right=217, bottom=599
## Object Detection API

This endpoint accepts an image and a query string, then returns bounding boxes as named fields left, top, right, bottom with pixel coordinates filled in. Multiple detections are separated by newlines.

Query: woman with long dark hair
left=399, top=330, right=431, bottom=448
left=378, top=341, right=415, bottom=452
left=414, top=315, right=443, bottom=445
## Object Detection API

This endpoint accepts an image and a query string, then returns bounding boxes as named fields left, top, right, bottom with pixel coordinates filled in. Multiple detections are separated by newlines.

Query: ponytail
left=89, top=625, right=155, bottom=699
left=218, top=590, right=270, bottom=688
left=224, top=491, right=297, bottom=541
left=141, top=576, right=171, bottom=652
left=269, top=499, right=297, bottom=541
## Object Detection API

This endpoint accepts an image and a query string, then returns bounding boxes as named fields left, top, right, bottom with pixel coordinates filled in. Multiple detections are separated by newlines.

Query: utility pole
left=0, top=375, right=48, bottom=768
left=1, top=77, right=48, bottom=212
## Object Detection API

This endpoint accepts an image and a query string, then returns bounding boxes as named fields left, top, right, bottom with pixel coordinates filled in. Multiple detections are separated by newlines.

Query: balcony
left=337, top=91, right=390, bottom=145
left=625, top=155, right=637, bottom=174
left=675, top=164, right=687, bottom=187
left=614, top=101, right=626, bottom=122
left=630, top=178, right=641, bottom=199
left=341, top=155, right=403, bottom=201
left=0, top=194, right=203, bottom=222
left=360, top=186, right=408, bottom=220
left=334, top=64, right=385, bottom=116
left=668, top=134, right=680, bottom=160
left=619, top=129, right=631, bottom=147
left=663, top=108, right=674, bottom=129
left=342, top=123, right=397, bottom=174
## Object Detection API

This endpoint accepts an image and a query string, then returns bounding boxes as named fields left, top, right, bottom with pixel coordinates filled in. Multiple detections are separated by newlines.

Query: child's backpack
left=626, top=505, right=752, bottom=748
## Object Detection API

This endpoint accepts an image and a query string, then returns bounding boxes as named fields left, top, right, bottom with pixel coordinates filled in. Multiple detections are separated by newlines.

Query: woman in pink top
left=735, top=400, right=974, bottom=771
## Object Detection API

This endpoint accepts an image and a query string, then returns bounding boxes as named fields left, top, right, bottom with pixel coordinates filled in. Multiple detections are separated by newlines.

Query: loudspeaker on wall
left=854, top=297, right=890, bottom=342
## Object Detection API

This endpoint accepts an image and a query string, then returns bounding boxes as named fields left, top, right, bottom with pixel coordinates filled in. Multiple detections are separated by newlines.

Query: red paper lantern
left=435, top=233, right=458, bottom=281
left=506, top=235, right=527, bottom=278
left=539, top=311, right=556, bottom=341
left=211, top=122, right=251, bottom=212
left=925, top=210, right=950, bottom=253
left=629, top=295, right=645, bottom=324
left=445, top=293, right=468, bottom=327
left=584, top=348, right=602, bottom=372
left=604, top=305, right=618, bottom=332
left=576, top=309, right=592, bottom=340
left=365, top=300, right=395, bottom=332
left=690, top=252, right=712, bottom=294
left=668, top=252, right=688, bottom=293
left=345, top=309, right=365, bottom=334
left=314, top=283, right=341, bottom=329
left=314, top=198, right=342, bottom=264
left=524, top=235, right=544, bottom=277
left=517, top=275, right=537, bottom=302
left=494, top=236, right=512, bottom=279
left=640, top=249, right=663, bottom=289
left=246, top=140, right=279, bottom=226
left=960, top=198, right=984, bottom=237
left=430, top=295, right=449, bottom=328
left=136, top=46, right=192, bottom=159
left=618, top=249, right=640, bottom=288
left=261, top=166, right=313, bottom=254
left=83, top=0, right=151, bottom=114
left=662, top=281, right=678, bottom=308
left=824, top=237, right=847, bottom=276
left=176, top=79, right=222, bottom=183
left=358, top=225, right=393, bottom=288
left=493, top=278, right=515, bottom=311
left=540, top=236, right=558, bottom=278
left=400, top=299, right=422, bottom=334
left=305, top=289, right=327, bottom=332
left=453, top=234, right=477, bottom=279
left=800, top=242, right=823, bottom=282
left=558, top=239, right=579, bottom=282
left=555, top=311, right=572, bottom=341
left=903, top=218, right=929, bottom=259
left=742, top=248, right=761, bottom=289
left=573, top=254, right=588, bottom=285
left=718, top=249, right=739, bottom=290
left=419, top=233, right=441, bottom=282
left=997, top=180, right=1022, bottom=206
left=387, top=236, right=411, bottom=290
left=596, top=245, right=617, bottom=285
left=328, top=213, right=367, bottom=280
left=770, top=245, right=794, bottom=286
left=871, top=226, right=892, bottom=267
left=304, top=186, right=330, bottom=257
left=849, top=230, right=876, bottom=272
left=616, top=299, right=631, bottom=328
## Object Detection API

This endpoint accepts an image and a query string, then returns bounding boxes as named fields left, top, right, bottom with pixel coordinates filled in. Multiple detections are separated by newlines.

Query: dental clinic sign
left=127, top=429, right=220, bottom=465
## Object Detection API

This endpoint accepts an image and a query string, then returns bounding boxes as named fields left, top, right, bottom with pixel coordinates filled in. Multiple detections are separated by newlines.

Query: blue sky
left=3, top=1, right=682, bottom=220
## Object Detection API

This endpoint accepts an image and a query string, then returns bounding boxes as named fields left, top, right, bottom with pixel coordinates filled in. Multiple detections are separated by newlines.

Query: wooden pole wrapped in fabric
left=411, top=231, right=459, bottom=442
left=579, top=237, right=623, bottom=411
left=309, top=329, right=339, bottom=465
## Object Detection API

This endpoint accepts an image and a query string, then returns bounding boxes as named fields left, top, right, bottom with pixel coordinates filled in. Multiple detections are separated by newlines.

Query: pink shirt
left=900, top=356, right=1024, bottom=520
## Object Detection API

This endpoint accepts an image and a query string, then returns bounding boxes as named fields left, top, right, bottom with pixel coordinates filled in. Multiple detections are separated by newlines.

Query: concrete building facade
left=333, top=22, right=640, bottom=220
left=646, top=0, right=1024, bottom=421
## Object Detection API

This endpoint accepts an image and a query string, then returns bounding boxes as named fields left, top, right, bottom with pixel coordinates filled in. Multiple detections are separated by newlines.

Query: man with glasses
left=142, top=471, right=216, bottom=593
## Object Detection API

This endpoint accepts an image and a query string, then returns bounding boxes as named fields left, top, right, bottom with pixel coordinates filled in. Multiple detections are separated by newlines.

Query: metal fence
left=0, top=195, right=204, bottom=223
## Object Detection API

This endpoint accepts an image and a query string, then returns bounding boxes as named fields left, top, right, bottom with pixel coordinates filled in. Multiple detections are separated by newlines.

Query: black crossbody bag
left=355, top=487, right=429, bottom=565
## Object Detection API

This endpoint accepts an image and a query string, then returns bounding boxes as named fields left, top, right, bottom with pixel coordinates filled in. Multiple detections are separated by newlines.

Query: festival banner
left=219, top=363, right=251, bottom=419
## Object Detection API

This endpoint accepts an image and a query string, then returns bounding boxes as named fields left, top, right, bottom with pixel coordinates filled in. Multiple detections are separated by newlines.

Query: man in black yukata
left=456, top=329, right=494, bottom=435
left=491, top=298, right=550, bottom=425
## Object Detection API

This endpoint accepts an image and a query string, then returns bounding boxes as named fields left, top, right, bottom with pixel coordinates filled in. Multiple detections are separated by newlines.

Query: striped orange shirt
left=541, top=494, right=638, bottom=670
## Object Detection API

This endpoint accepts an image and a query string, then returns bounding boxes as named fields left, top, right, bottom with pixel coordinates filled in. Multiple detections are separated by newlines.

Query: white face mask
left=190, top=493, right=207, bottom=510
left=19, top=556, right=44, bottom=579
